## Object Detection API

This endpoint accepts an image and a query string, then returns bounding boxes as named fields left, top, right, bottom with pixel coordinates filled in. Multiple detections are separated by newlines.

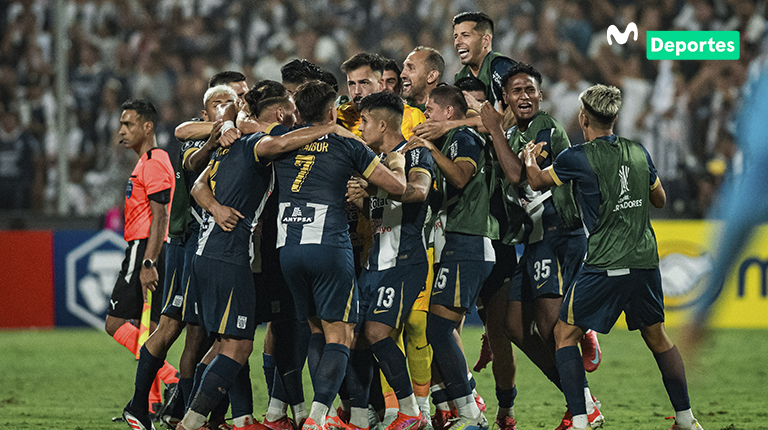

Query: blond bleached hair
left=579, top=84, right=621, bottom=126
left=203, top=85, right=237, bottom=107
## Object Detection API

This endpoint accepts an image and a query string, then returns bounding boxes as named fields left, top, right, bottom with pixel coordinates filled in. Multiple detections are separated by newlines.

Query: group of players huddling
left=106, top=11, right=705, bottom=430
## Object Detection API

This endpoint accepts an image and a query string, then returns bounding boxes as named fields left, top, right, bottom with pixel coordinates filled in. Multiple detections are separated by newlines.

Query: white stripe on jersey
left=196, top=215, right=214, bottom=256
left=276, top=202, right=289, bottom=248
left=300, top=203, right=327, bottom=244
left=373, top=198, right=404, bottom=271
left=483, top=236, right=496, bottom=263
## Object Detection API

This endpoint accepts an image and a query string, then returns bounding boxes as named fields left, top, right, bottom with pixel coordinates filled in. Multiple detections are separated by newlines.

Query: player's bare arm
left=184, top=120, right=223, bottom=173
left=140, top=200, right=168, bottom=302
left=190, top=165, right=243, bottom=232
left=412, top=115, right=485, bottom=141
left=366, top=151, right=407, bottom=195
left=255, top=124, right=354, bottom=160
left=650, top=180, right=666, bottom=209
left=480, top=101, right=523, bottom=184
left=405, top=135, right=474, bottom=189
left=175, top=120, right=214, bottom=141
left=346, top=176, right=370, bottom=208
left=386, top=169, right=431, bottom=203
left=523, top=141, right=556, bottom=191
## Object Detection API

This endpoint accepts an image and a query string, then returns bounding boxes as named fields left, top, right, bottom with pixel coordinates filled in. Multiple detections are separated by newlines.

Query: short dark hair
left=281, top=59, right=324, bottom=85
left=454, top=76, right=486, bottom=94
left=429, top=85, right=468, bottom=116
left=501, top=62, right=542, bottom=90
left=359, top=91, right=404, bottom=118
left=413, top=46, right=445, bottom=82
left=294, top=80, right=337, bottom=124
left=320, top=70, right=339, bottom=93
left=453, top=12, right=494, bottom=35
left=208, top=71, right=247, bottom=88
left=121, top=99, right=157, bottom=125
left=341, top=53, right=386, bottom=75
left=245, top=80, right=291, bottom=118
left=384, top=59, right=401, bottom=76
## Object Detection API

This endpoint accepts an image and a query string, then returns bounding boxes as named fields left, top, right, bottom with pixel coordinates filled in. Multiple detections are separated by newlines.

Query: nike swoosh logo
left=590, top=355, right=600, bottom=364
left=373, top=309, right=388, bottom=314
left=536, top=281, right=547, bottom=289
left=415, top=345, right=429, bottom=350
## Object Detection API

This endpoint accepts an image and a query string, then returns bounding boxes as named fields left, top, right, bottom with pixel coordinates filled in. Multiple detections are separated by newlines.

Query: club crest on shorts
left=237, top=315, right=247, bottom=329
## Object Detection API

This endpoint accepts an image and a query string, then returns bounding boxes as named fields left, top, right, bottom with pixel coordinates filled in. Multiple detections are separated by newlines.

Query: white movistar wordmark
left=607, top=22, right=638, bottom=45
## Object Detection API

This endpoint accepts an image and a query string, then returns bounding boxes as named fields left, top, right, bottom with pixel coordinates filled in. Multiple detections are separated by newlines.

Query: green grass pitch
left=1, top=326, right=766, bottom=429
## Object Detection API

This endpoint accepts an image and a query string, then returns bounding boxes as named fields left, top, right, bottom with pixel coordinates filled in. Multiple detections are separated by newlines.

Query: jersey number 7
left=291, top=154, right=315, bottom=192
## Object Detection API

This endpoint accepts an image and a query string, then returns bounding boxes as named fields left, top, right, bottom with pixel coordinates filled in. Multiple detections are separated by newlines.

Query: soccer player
left=479, top=63, right=603, bottom=430
left=105, top=99, right=176, bottom=429
left=521, top=84, right=704, bottom=430
left=344, top=91, right=435, bottom=430
left=177, top=85, right=361, bottom=430
left=405, top=85, right=497, bottom=430
left=272, top=80, right=407, bottom=430
left=452, top=12, right=516, bottom=111
left=121, top=85, right=241, bottom=430
left=383, top=59, right=403, bottom=95
left=400, top=46, right=445, bottom=112
left=281, top=59, right=326, bottom=94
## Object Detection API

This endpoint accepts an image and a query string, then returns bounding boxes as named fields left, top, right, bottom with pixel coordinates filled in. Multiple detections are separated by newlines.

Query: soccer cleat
left=161, top=415, right=181, bottom=429
left=123, top=407, right=157, bottom=430
left=421, top=412, right=434, bottom=430
left=555, top=406, right=603, bottom=430
left=473, top=333, right=493, bottom=372
left=494, top=416, right=517, bottom=430
left=474, top=393, right=487, bottom=413
left=580, top=330, right=601, bottom=372
left=263, top=416, right=296, bottom=430
left=443, top=414, right=487, bottom=430
left=386, top=412, right=428, bottom=430
left=666, top=417, right=704, bottom=430
left=431, top=410, right=454, bottom=430
left=326, top=415, right=349, bottom=430
left=204, top=422, right=234, bottom=430
left=302, top=417, right=325, bottom=430
left=233, top=420, right=271, bottom=430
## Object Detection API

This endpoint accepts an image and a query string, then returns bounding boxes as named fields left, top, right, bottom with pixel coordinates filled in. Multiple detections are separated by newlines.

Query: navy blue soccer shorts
left=161, top=236, right=186, bottom=320
left=559, top=266, right=665, bottom=334
left=193, top=255, right=258, bottom=340
left=181, top=236, right=202, bottom=326
left=509, top=229, right=586, bottom=302
left=479, top=240, right=517, bottom=300
left=280, top=244, right=359, bottom=323
left=358, top=263, right=428, bottom=330
left=431, top=260, right=494, bottom=310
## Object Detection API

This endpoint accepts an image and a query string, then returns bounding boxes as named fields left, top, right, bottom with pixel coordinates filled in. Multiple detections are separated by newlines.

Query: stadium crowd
left=1, top=0, right=766, bottom=218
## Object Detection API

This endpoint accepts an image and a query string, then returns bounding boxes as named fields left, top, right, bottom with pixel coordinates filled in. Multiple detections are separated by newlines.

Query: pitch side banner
left=612, top=220, right=768, bottom=329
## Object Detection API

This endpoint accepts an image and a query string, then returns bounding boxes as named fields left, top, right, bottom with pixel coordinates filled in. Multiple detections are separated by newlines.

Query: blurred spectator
left=0, top=104, right=43, bottom=210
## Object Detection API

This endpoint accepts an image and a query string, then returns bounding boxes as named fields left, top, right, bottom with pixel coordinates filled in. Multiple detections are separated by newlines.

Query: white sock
left=383, top=408, right=399, bottom=425
left=233, top=415, right=255, bottom=428
left=399, top=394, right=420, bottom=417
left=435, top=401, right=450, bottom=411
left=416, top=396, right=430, bottom=415
left=572, top=413, right=588, bottom=429
left=350, top=407, right=369, bottom=428
left=292, top=402, right=308, bottom=423
left=675, top=409, right=695, bottom=428
left=308, top=401, right=330, bottom=424
left=584, top=387, right=595, bottom=414
left=266, top=397, right=288, bottom=421
left=180, top=410, right=206, bottom=430
left=455, top=394, right=481, bottom=420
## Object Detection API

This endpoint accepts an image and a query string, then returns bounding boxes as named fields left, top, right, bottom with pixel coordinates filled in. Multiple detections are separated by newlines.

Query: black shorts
left=479, top=240, right=518, bottom=300
left=107, top=239, right=165, bottom=322
left=253, top=248, right=296, bottom=324
left=161, top=237, right=186, bottom=320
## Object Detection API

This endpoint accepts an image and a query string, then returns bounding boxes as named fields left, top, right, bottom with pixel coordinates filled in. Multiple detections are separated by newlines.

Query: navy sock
left=230, top=364, right=254, bottom=419
left=371, top=337, right=413, bottom=399
left=129, top=345, right=164, bottom=415
left=469, top=374, right=476, bottom=391
left=307, top=332, right=326, bottom=384
left=368, top=361, right=385, bottom=413
left=178, top=377, right=194, bottom=413
left=189, top=355, right=242, bottom=417
left=654, top=346, right=691, bottom=411
left=346, top=348, right=374, bottom=408
left=542, top=365, right=563, bottom=391
left=495, top=386, right=516, bottom=409
left=188, top=363, right=208, bottom=410
left=313, top=343, right=351, bottom=407
left=555, top=346, right=586, bottom=416
left=263, top=353, right=276, bottom=397
left=426, top=313, right=471, bottom=401
left=272, top=319, right=308, bottom=406
left=210, top=396, right=230, bottom=424
left=431, top=386, right=449, bottom=406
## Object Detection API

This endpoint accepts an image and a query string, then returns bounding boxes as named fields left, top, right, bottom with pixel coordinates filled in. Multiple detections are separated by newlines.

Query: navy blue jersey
left=196, top=130, right=280, bottom=266
left=180, top=138, right=207, bottom=236
left=274, top=125, right=380, bottom=248
left=366, top=142, right=435, bottom=270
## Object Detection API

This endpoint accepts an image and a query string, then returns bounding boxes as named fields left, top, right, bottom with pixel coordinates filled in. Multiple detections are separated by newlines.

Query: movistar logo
left=607, top=22, right=638, bottom=45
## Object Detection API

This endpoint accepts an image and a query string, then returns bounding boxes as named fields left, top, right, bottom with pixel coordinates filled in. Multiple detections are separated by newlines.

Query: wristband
left=221, top=120, right=236, bottom=134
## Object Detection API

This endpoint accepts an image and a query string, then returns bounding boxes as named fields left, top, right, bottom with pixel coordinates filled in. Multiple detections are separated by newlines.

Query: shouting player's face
left=504, top=73, right=542, bottom=125
left=453, top=21, right=487, bottom=66
left=203, top=92, right=237, bottom=121
left=347, top=66, right=382, bottom=112
left=118, top=109, right=150, bottom=152
left=424, top=98, right=450, bottom=123
left=228, top=80, right=249, bottom=111
left=401, top=50, right=431, bottom=101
